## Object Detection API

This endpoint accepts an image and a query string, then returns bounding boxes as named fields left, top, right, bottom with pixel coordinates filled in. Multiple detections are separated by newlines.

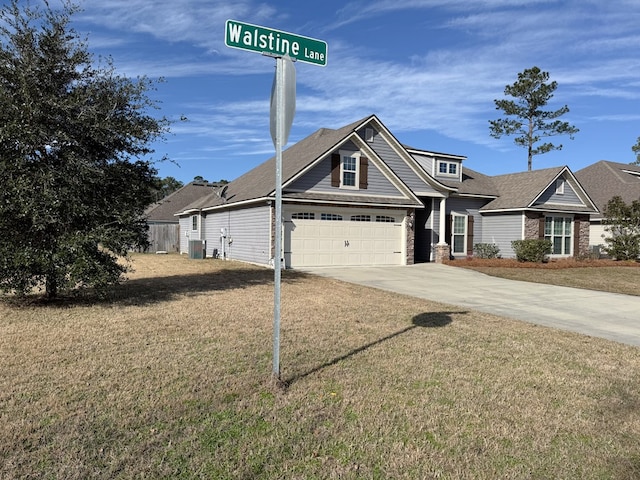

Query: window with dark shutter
left=538, top=217, right=545, bottom=239
left=331, top=153, right=340, bottom=187
left=466, top=216, right=474, bottom=256
left=359, top=156, right=368, bottom=189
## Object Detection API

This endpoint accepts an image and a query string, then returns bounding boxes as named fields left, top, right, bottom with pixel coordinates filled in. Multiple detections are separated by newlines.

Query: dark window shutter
left=467, top=215, right=474, bottom=256
left=331, top=153, right=340, bottom=187
left=538, top=217, right=545, bottom=239
left=359, top=157, right=368, bottom=189
left=573, top=218, right=580, bottom=256
left=445, top=214, right=452, bottom=247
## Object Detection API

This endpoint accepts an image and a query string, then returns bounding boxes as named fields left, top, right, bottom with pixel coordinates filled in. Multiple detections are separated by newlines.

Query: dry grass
left=1, top=254, right=640, bottom=479
left=446, top=258, right=640, bottom=296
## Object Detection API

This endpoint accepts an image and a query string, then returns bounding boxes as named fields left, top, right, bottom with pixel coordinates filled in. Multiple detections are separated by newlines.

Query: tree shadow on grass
left=284, top=311, right=460, bottom=387
left=2, top=268, right=310, bottom=308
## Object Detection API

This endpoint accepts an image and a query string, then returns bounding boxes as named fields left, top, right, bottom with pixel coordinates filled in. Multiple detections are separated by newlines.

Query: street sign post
left=225, top=20, right=327, bottom=66
left=225, top=20, right=327, bottom=381
left=269, top=55, right=295, bottom=381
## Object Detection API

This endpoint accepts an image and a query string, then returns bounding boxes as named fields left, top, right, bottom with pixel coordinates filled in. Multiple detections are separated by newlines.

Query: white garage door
left=284, top=209, right=405, bottom=267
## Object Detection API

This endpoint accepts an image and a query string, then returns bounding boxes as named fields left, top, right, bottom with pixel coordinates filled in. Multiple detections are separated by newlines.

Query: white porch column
left=438, top=197, right=447, bottom=244
left=435, top=197, right=450, bottom=263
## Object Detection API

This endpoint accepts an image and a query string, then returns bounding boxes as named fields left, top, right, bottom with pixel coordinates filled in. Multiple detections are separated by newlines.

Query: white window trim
left=339, top=150, right=361, bottom=190
left=436, top=160, right=459, bottom=178
left=365, top=128, right=375, bottom=143
left=555, top=179, right=565, bottom=195
left=451, top=213, right=467, bottom=255
left=191, top=215, right=198, bottom=232
left=544, top=214, right=574, bottom=257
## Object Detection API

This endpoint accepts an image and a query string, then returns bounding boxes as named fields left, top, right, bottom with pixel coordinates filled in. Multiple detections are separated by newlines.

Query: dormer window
left=437, top=160, right=458, bottom=177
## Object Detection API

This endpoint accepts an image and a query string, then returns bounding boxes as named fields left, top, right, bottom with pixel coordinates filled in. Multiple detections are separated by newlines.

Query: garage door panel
left=287, top=211, right=404, bottom=268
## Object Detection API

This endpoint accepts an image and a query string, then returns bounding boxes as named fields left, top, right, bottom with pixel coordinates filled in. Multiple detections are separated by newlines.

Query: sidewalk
left=301, top=263, right=640, bottom=347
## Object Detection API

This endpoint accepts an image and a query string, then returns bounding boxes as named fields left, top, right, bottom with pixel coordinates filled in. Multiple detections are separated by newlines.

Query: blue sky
left=65, top=0, right=640, bottom=184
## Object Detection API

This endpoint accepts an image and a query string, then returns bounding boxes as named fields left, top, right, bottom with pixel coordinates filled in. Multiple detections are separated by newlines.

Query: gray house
left=176, top=115, right=597, bottom=266
left=575, top=160, right=640, bottom=246
left=145, top=181, right=218, bottom=252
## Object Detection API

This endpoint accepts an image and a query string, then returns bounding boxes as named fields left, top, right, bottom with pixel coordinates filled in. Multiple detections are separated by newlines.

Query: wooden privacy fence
left=146, top=223, right=180, bottom=253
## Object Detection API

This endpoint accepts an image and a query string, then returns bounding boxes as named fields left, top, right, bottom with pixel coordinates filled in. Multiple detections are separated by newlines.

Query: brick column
left=406, top=209, right=415, bottom=265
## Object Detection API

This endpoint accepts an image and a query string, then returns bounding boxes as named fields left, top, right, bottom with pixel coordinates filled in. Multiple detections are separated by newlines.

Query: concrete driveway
left=301, top=263, right=640, bottom=348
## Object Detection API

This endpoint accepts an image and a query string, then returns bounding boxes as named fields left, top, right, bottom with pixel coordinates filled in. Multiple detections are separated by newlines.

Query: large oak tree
left=0, top=1, right=170, bottom=299
left=489, top=66, right=579, bottom=171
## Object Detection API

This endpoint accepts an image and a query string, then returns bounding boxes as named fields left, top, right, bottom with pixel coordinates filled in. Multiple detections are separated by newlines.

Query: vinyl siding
left=448, top=197, right=485, bottom=250
left=287, top=141, right=402, bottom=197
left=589, top=221, right=607, bottom=247
left=360, top=127, right=439, bottom=194
left=481, top=213, right=524, bottom=258
left=534, top=180, right=583, bottom=206
left=179, top=216, right=192, bottom=254
left=203, top=206, right=271, bottom=264
left=412, top=153, right=435, bottom=176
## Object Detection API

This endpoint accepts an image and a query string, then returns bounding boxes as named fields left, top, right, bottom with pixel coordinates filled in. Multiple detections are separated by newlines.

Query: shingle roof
left=145, top=182, right=218, bottom=221
left=452, top=167, right=499, bottom=197
left=480, top=167, right=566, bottom=211
left=178, top=116, right=389, bottom=213
left=575, top=160, right=640, bottom=218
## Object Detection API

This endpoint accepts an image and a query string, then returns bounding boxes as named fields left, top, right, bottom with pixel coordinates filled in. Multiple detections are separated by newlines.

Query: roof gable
left=364, top=117, right=456, bottom=195
left=146, top=182, right=217, bottom=221
left=480, top=166, right=597, bottom=213
left=178, top=115, right=432, bottom=214
left=575, top=160, right=640, bottom=216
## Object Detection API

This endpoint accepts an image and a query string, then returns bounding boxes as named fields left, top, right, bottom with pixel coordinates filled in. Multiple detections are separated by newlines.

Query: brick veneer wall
left=524, top=211, right=591, bottom=257
left=575, top=214, right=590, bottom=257
left=406, top=209, right=415, bottom=265
left=524, top=212, right=542, bottom=240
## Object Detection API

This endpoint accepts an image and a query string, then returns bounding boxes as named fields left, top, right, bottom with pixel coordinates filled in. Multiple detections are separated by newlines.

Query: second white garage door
left=284, top=208, right=405, bottom=268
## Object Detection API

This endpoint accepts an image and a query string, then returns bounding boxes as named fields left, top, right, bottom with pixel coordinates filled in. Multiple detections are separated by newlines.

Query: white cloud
left=59, top=0, right=640, bottom=170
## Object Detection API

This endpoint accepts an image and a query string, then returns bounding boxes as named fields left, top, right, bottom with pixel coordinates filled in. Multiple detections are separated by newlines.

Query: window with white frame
left=555, top=179, right=565, bottom=195
left=320, top=213, right=343, bottom=221
left=544, top=216, right=572, bottom=255
left=350, top=215, right=371, bottom=222
left=291, top=212, right=315, bottom=220
left=191, top=215, right=198, bottom=231
left=376, top=215, right=396, bottom=223
left=452, top=215, right=467, bottom=254
left=342, top=155, right=358, bottom=187
left=437, top=161, right=458, bottom=177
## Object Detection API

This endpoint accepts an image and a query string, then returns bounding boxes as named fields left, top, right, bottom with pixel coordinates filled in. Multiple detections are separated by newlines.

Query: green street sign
left=225, top=19, right=327, bottom=67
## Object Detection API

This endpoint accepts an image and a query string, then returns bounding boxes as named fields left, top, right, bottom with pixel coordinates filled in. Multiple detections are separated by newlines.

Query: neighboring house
left=176, top=115, right=597, bottom=267
left=145, top=182, right=218, bottom=252
left=575, top=160, right=640, bottom=247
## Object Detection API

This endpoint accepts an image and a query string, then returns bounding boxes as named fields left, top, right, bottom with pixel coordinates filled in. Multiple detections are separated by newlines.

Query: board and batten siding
left=358, top=127, right=440, bottom=194
left=287, top=142, right=401, bottom=197
left=534, top=180, right=583, bottom=207
left=481, top=213, right=524, bottom=258
left=203, top=206, right=271, bottom=264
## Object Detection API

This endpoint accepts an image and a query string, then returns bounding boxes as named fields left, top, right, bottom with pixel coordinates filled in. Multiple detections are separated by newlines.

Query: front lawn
left=1, top=254, right=639, bottom=479
left=446, top=258, right=640, bottom=296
